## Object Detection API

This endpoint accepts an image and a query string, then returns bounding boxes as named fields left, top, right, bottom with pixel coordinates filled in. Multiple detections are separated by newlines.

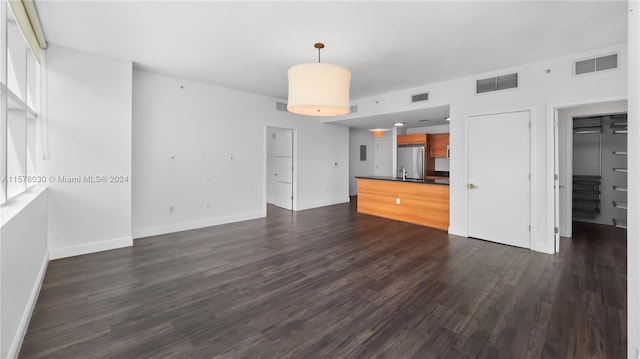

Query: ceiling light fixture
left=445, top=117, right=451, bottom=121
left=393, top=122, right=405, bottom=127
left=287, top=43, right=351, bottom=117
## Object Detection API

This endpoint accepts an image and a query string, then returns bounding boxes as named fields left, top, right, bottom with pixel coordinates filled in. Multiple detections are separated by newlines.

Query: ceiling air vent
left=411, top=92, right=429, bottom=103
left=476, top=73, right=518, bottom=94
left=350, top=105, right=358, bottom=113
left=276, top=102, right=289, bottom=112
left=575, top=53, right=617, bottom=75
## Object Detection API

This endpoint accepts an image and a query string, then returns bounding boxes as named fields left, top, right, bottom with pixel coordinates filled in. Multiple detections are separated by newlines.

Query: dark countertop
left=356, top=176, right=449, bottom=186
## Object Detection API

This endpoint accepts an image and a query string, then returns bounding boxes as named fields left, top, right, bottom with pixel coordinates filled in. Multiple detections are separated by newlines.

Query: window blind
left=8, top=0, right=47, bottom=62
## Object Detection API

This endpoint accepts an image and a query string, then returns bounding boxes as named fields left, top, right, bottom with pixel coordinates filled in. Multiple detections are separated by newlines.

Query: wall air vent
left=411, top=92, right=429, bottom=103
left=575, top=53, right=618, bottom=75
left=276, top=102, right=289, bottom=112
left=350, top=105, right=358, bottom=113
left=476, top=73, right=518, bottom=94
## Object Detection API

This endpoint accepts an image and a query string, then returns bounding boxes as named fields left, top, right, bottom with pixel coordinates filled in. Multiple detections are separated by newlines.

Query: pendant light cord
left=314, top=43, right=325, bottom=63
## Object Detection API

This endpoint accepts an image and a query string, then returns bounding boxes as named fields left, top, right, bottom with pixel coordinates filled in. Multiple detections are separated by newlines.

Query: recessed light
left=393, top=122, right=405, bottom=127
left=445, top=117, right=451, bottom=121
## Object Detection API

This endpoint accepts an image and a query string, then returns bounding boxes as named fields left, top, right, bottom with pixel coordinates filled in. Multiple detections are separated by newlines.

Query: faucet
left=399, top=166, right=407, bottom=181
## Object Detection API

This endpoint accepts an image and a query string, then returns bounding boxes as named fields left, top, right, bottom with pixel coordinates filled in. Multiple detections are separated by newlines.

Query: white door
left=271, top=129, right=293, bottom=210
left=468, top=111, right=530, bottom=248
left=554, top=112, right=561, bottom=252
left=375, top=139, right=393, bottom=176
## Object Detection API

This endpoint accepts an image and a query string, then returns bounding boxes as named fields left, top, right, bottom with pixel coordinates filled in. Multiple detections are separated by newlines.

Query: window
left=1, top=0, right=42, bottom=204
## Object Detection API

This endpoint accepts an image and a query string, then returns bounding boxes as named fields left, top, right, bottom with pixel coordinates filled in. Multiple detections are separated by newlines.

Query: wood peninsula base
left=357, top=177, right=450, bottom=231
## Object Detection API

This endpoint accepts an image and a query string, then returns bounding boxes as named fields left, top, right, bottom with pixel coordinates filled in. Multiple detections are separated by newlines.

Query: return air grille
left=575, top=54, right=617, bottom=75
left=276, top=102, right=289, bottom=112
left=411, top=92, right=429, bottom=103
left=476, top=73, right=518, bottom=94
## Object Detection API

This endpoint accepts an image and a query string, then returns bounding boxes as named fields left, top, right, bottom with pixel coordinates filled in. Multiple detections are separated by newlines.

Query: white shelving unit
left=611, top=117, right=627, bottom=229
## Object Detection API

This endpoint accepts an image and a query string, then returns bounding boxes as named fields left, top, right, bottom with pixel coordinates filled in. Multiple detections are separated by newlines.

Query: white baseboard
left=49, top=236, right=133, bottom=260
left=8, top=252, right=48, bottom=359
left=296, top=197, right=350, bottom=211
left=132, top=210, right=266, bottom=239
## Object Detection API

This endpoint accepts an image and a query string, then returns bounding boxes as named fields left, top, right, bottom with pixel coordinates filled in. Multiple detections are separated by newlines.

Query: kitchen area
left=347, top=105, right=451, bottom=231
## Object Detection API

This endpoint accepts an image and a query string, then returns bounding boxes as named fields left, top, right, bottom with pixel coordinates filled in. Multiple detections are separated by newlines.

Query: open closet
left=572, top=113, right=627, bottom=228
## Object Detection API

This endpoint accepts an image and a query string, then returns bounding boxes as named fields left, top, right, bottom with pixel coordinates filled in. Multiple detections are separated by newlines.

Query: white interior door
left=375, top=139, right=393, bottom=176
left=468, top=111, right=531, bottom=248
left=557, top=113, right=572, bottom=239
left=554, top=112, right=560, bottom=252
left=270, top=129, right=293, bottom=210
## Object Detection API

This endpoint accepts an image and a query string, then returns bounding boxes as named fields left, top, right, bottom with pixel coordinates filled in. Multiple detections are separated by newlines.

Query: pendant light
left=287, top=43, right=351, bottom=116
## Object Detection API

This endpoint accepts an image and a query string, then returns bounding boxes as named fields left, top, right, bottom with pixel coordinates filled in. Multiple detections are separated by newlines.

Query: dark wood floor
left=20, top=200, right=626, bottom=358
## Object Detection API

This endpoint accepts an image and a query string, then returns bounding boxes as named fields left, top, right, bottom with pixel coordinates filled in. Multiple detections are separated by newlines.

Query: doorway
left=468, top=110, right=531, bottom=249
left=553, top=100, right=628, bottom=250
left=267, top=127, right=294, bottom=210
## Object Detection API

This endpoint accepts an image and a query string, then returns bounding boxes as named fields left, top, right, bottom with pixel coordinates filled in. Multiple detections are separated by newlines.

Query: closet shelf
left=574, top=129, right=601, bottom=134
left=0, top=82, right=37, bottom=119
left=612, top=185, right=627, bottom=192
left=572, top=175, right=601, bottom=219
left=572, top=175, right=601, bottom=182
left=612, top=218, right=627, bottom=229
left=613, top=168, right=627, bottom=173
left=612, top=201, right=627, bottom=210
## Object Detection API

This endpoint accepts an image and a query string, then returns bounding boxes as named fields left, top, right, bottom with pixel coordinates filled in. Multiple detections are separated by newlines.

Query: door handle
left=468, top=183, right=478, bottom=189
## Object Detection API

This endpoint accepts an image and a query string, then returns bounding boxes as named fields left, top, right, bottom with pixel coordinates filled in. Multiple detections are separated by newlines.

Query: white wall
left=132, top=71, right=349, bottom=238
left=330, top=43, right=628, bottom=253
left=349, top=129, right=376, bottom=195
left=40, top=45, right=133, bottom=259
left=627, top=1, right=639, bottom=357
left=0, top=188, right=48, bottom=359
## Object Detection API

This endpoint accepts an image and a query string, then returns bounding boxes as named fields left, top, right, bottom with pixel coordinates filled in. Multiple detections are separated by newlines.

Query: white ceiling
left=35, top=1, right=627, bottom=103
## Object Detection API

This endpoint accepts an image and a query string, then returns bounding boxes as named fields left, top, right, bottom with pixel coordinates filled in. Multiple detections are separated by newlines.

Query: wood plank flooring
left=19, top=200, right=627, bottom=358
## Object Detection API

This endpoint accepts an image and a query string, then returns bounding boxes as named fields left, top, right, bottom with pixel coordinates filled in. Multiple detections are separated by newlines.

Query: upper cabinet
left=397, top=133, right=427, bottom=146
left=429, top=133, right=450, bottom=158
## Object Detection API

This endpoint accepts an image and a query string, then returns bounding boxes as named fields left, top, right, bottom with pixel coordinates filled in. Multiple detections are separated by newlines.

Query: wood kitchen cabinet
left=397, top=133, right=427, bottom=146
left=429, top=133, right=450, bottom=158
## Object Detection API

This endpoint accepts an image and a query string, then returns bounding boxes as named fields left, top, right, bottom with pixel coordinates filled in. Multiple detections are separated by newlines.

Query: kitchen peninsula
left=356, top=176, right=450, bottom=230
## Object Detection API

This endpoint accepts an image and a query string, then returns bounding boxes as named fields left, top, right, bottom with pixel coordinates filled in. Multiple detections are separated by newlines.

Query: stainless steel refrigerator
left=397, top=145, right=425, bottom=179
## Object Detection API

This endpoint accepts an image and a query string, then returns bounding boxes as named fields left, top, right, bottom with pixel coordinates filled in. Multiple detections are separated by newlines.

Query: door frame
left=546, top=96, right=627, bottom=253
left=465, top=108, right=534, bottom=249
left=264, top=125, right=298, bottom=212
